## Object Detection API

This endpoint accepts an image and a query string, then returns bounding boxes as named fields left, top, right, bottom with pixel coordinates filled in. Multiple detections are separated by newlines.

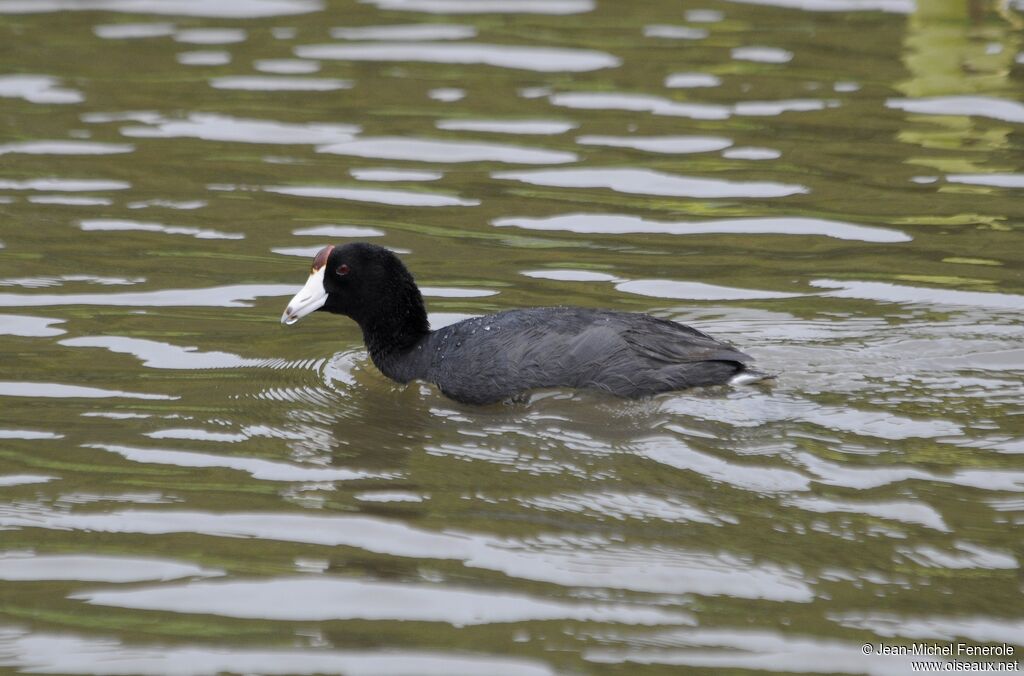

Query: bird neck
left=356, top=291, right=431, bottom=382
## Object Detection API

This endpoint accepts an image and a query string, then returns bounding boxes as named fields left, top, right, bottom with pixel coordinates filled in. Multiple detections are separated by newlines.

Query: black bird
left=282, top=243, right=767, bottom=405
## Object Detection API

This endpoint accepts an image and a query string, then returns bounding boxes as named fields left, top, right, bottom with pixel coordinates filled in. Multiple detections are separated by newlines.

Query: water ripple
left=727, top=0, right=913, bottom=11
left=318, top=136, right=576, bottom=164
left=731, top=46, right=793, bottom=63
left=0, top=284, right=294, bottom=308
left=74, top=576, right=689, bottom=625
left=120, top=112, right=359, bottom=144
left=0, top=74, right=83, bottom=104
left=0, top=0, right=324, bottom=17
left=174, top=27, right=246, bottom=44
left=90, top=443, right=389, bottom=482
left=946, top=173, right=1024, bottom=189
left=210, top=76, right=353, bottom=91
left=254, top=58, right=320, bottom=74
left=176, top=50, right=230, bottom=65
left=331, top=23, right=476, bottom=40
left=785, top=496, right=949, bottom=531
left=616, top=279, right=799, bottom=301
left=361, top=0, right=594, bottom=14
left=0, top=628, right=556, bottom=676
left=0, top=140, right=133, bottom=155
left=576, top=134, right=732, bottom=154
left=0, top=314, right=66, bottom=337
left=0, top=178, right=129, bottom=191
left=0, top=475, right=56, bottom=487
left=350, top=167, right=443, bottom=181
left=296, top=42, right=620, bottom=72
left=266, top=184, right=480, bottom=207
left=79, top=218, right=244, bottom=240
left=0, top=381, right=175, bottom=400
left=0, top=552, right=221, bottom=582
left=636, top=436, right=811, bottom=493
left=93, top=21, right=175, bottom=39
left=887, top=96, right=1024, bottom=124
left=493, top=168, right=808, bottom=198
left=0, top=507, right=813, bottom=600
left=664, top=72, right=721, bottom=88
left=59, top=336, right=269, bottom=369
left=495, top=214, right=909, bottom=242
left=437, top=118, right=577, bottom=135
left=550, top=91, right=731, bottom=120
left=643, top=24, right=709, bottom=40
left=811, top=279, right=1024, bottom=311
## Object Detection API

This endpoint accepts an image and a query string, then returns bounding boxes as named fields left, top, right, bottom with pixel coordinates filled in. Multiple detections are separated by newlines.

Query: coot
left=282, top=243, right=766, bottom=404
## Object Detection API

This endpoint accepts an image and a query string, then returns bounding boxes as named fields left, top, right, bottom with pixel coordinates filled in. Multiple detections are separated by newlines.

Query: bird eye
left=337, top=264, right=350, bottom=276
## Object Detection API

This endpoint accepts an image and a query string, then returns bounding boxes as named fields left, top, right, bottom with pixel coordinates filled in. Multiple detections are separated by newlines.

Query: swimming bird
left=282, top=243, right=766, bottom=405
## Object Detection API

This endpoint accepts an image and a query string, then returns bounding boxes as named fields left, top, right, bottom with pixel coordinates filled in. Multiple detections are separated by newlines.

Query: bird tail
left=729, top=368, right=776, bottom=386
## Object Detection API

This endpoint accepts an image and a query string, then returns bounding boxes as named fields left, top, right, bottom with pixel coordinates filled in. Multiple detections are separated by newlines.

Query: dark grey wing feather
left=618, top=314, right=752, bottom=365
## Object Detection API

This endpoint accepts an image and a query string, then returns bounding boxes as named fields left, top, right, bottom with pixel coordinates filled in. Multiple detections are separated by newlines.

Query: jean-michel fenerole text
left=874, top=643, right=1015, bottom=657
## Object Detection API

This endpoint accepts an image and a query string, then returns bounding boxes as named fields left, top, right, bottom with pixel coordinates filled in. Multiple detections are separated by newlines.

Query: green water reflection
left=0, top=0, right=1022, bottom=673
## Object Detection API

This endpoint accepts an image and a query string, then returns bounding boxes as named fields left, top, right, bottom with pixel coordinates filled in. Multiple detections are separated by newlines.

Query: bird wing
left=618, top=314, right=752, bottom=365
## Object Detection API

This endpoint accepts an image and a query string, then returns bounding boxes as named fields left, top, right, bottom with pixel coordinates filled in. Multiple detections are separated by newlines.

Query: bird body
left=282, top=243, right=765, bottom=405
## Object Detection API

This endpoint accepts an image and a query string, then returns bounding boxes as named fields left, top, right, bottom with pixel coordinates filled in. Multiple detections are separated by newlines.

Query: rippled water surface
left=1, top=0, right=1023, bottom=674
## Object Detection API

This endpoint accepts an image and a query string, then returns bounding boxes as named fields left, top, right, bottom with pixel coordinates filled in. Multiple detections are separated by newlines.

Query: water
left=1, top=0, right=1022, bottom=673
